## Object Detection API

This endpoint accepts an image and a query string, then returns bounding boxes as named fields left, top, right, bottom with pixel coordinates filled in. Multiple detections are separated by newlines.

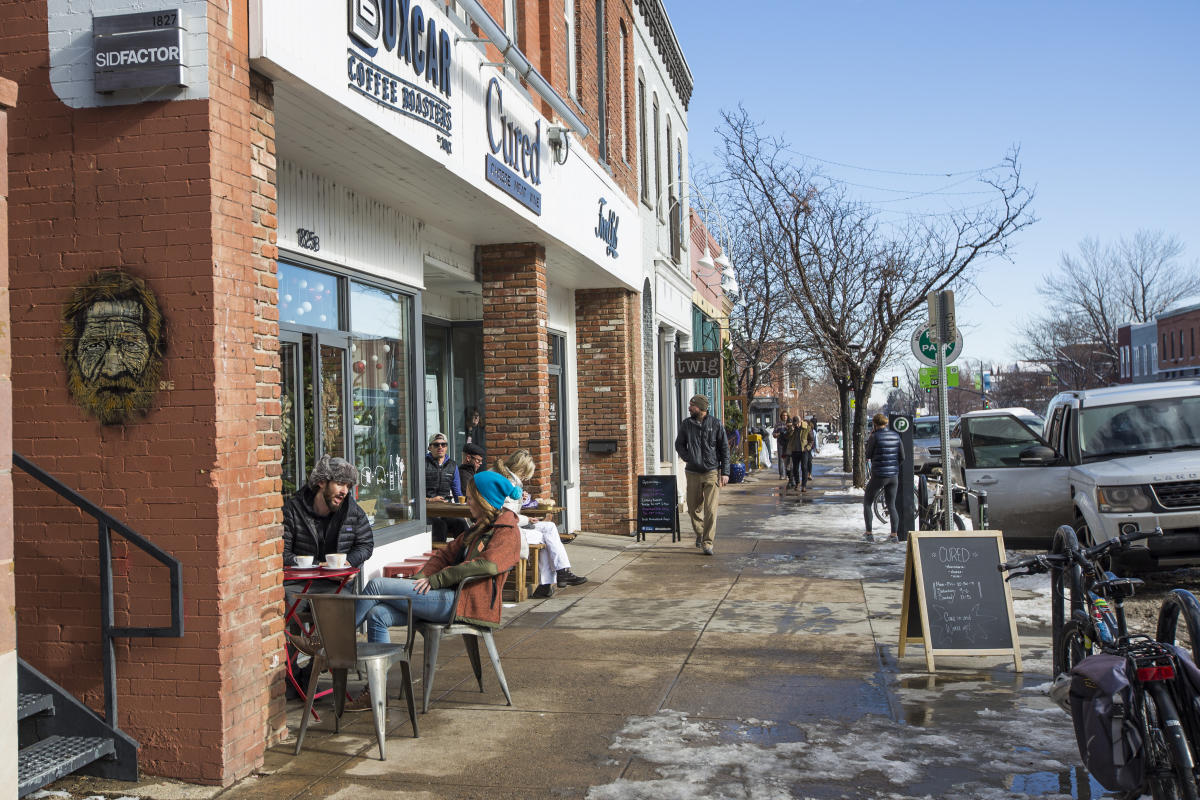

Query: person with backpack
left=863, top=413, right=903, bottom=542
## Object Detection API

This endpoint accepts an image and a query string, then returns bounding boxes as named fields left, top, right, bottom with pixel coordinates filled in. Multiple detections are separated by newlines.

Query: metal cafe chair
left=293, top=593, right=418, bottom=760
left=409, top=571, right=514, bottom=713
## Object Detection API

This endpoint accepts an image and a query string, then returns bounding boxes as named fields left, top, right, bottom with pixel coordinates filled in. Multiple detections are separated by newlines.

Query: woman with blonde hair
left=354, top=469, right=522, bottom=642
left=495, top=449, right=586, bottom=598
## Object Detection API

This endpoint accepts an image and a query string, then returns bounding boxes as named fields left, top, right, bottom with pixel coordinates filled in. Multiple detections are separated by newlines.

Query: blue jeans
left=355, top=577, right=456, bottom=643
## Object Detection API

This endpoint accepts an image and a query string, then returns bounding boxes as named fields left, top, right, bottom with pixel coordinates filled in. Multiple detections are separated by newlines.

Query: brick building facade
left=1, top=0, right=692, bottom=785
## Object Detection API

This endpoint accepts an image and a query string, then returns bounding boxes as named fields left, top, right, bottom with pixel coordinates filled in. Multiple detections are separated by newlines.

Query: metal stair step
left=17, top=693, right=54, bottom=721
left=18, top=735, right=115, bottom=798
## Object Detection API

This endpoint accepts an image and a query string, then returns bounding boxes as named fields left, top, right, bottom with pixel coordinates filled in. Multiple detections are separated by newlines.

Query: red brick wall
left=576, top=288, right=642, bottom=533
left=0, top=0, right=278, bottom=785
left=479, top=243, right=552, bottom=499
left=0, top=75, right=16, bottom=678
left=1158, top=309, right=1200, bottom=373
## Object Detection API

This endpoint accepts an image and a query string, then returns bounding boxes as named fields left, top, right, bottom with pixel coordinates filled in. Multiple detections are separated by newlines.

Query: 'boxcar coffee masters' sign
left=93, top=10, right=186, bottom=92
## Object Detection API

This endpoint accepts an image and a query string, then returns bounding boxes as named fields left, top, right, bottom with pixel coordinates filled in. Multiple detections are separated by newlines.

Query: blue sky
left=664, top=0, right=1200, bottom=375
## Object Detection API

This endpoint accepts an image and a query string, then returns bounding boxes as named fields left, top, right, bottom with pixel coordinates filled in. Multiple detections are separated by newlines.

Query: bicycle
left=1001, top=526, right=1200, bottom=799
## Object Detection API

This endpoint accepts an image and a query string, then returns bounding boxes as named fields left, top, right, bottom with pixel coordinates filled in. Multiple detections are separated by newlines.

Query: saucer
left=290, top=564, right=320, bottom=570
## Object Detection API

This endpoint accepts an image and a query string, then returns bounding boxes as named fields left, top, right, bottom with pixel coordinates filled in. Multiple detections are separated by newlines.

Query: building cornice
left=635, top=0, right=693, bottom=110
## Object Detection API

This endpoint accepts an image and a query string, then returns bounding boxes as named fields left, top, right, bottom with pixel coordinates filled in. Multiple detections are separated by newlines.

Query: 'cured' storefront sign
left=347, top=0, right=454, bottom=141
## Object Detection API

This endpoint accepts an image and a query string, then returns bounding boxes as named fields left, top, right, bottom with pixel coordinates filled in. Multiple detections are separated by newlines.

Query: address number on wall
left=296, top=228, right=321, bottom=252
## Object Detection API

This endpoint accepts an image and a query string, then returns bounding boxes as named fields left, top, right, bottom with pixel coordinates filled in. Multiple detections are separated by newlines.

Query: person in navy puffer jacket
left=864, top=412, right=904, bottom=542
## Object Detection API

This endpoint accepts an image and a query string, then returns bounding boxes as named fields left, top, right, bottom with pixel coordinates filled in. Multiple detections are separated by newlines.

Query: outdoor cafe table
left=283, top=564, right=359, bottom=716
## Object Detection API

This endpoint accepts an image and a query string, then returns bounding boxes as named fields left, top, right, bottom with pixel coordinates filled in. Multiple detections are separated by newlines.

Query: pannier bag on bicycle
left=1164, top=643, right=1200, bottom=733
left=1069, top=653, right=1145, bottom=792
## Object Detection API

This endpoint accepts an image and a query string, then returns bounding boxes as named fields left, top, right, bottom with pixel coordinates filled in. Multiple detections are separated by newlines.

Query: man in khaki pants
left=674, top=394, right=730, bottom=555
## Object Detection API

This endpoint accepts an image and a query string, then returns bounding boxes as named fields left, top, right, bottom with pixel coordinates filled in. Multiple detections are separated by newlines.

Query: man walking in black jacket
left=674, top=394, right=730, bottom=555
left=863, top=413, right=904, bottom=542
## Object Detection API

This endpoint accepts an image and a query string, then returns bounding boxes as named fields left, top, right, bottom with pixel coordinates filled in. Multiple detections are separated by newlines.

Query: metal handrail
left=13, top=452, right=184, bottom=728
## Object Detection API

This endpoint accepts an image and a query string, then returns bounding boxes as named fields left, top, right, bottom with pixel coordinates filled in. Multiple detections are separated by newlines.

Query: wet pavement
left=47, top=456, right=1116, bottom=799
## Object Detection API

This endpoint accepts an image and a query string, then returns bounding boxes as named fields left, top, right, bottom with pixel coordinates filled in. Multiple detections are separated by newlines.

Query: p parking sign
left=911, top=326, right=963, bottom=366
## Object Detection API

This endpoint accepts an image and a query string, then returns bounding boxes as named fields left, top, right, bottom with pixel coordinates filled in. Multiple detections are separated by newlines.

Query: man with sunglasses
left=425, top=432, right=468, bottom=543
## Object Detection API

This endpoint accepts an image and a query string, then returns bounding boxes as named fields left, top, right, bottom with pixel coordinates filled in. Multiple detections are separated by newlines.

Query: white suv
left=950, top=381, right=1200, bottom=570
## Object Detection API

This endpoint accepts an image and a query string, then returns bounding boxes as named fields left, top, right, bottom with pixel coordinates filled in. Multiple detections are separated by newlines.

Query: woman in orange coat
left=355, top=469, right=522, bottom=641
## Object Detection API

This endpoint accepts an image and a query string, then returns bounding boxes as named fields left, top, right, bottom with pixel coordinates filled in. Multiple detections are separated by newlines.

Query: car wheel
left=1074, top=515, right=1113, bottom=574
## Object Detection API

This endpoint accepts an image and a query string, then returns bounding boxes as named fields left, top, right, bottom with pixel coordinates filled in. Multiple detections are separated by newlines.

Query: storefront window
left=279, top=263, right=340, bottom=327
left=349, top=282, right=416, bottom=530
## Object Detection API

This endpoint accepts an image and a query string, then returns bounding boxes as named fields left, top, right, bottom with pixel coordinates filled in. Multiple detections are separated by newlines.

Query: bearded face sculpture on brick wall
left=61, top=270, right=166, bottom=425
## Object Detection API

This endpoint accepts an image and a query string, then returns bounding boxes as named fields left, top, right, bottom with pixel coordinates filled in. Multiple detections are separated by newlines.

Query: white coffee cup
left=326, top=553, right=348, bottom=569
left=294, top=555, right=314, bottom=568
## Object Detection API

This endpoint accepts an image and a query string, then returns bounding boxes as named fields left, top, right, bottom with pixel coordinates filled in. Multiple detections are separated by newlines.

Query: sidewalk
left=48, top=458, right=1088, bottom=799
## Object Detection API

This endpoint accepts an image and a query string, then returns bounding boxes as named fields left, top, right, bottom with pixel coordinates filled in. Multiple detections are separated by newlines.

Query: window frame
left=278, top=250, right=425, bottom=547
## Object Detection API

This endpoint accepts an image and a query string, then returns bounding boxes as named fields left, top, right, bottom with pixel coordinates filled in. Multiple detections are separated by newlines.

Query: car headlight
left=1096, top=485, right=1154, bottom=513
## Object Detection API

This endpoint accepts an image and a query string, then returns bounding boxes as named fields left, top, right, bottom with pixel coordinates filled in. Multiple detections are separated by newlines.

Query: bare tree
left=715, top=107, right=1036, bottom=485
left=1017, top=230, right=1200, bottom=387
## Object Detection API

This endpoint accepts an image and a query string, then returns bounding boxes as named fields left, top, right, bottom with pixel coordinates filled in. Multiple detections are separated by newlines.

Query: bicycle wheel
left=1143, top=682, right=1199, bottom=800
left=873, top=492, right=889, bottom=525
left=1158, top=589, right=1200, bottom=664
left=1056, top=614, right=1098, bottom=677
left=1051, top=526, right=1086, bottom=660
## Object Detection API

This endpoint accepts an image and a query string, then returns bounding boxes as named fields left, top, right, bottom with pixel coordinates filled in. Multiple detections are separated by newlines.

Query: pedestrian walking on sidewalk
left=785, top=413, right=818, bottom=492
left=863, top=413, right=903, bottom=542
left=674, top=394, right=729, bottom=555
left=772, top=411, right=790, bottom=480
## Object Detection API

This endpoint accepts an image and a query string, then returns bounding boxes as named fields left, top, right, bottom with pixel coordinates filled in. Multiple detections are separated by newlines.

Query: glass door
left=280, top=332, right=305, bottom=499
left=280, top=330, right=350, bottom=500
left=548, top=333, right=569, bottom=519
left=423, top=321, right=450, bottom=450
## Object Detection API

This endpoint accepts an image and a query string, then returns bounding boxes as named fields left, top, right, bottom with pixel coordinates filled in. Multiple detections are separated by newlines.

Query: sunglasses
left=431, top=441, right=447, bottom=447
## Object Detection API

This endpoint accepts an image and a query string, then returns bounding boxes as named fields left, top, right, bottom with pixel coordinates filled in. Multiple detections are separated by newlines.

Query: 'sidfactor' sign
left=348, top=0, right=454, bottom=140
left=484, top=77, right=542, bottom=214
left=93, top=10, right=186, bottom=92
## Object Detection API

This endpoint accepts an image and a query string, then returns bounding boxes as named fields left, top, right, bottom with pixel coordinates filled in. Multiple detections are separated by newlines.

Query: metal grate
left=17, top=693, right=53, bottom=721
left=1153, top=480, right=1200, bottom=509
left=18, top=735, right=115, bottom=798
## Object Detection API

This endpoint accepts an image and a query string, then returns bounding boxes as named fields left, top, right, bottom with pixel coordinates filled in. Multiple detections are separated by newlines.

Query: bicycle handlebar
left=998, top=525, right=1163, bottom=575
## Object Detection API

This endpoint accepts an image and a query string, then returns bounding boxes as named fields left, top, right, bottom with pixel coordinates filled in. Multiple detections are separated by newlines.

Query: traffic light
left=983, top=395, right=991, bottom=409
left=891, top=376, right=899, bottom=387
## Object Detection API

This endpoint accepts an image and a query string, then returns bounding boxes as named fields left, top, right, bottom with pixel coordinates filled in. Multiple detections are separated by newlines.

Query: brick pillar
left=576, top=288, right=643, bottom=534
left=479, top=244, right=551, bottom=499
left=0, top=74, right=18, bottom=795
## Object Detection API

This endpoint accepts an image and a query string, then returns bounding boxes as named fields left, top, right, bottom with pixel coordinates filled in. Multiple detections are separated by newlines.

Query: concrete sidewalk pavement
left=50, top=457, right=1088, bottom=799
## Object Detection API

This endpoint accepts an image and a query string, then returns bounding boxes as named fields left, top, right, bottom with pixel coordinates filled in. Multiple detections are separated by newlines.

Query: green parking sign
left=911, top=326, right=963, bottom=366
left=918, top=366, right=959, bottom=388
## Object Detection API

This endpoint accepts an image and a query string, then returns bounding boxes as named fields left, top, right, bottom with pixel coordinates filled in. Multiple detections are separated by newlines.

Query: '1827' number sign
left=296, top=228, right=320, bottom=252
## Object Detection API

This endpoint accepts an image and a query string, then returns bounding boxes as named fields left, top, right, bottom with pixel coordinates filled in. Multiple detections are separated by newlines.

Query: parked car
left=949, top=382, right=1200, bottom=569
left=911, top=415, right=959, bottom=474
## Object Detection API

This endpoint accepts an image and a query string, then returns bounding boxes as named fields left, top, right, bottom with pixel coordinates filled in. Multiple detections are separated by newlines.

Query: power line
left=783, top=146, right=1001, bottom=178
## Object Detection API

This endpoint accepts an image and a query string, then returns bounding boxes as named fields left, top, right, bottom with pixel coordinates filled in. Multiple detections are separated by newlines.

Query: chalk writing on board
left=637, top=475, right=676, bottom=533
left=916, top=536, right=1013, bottom=651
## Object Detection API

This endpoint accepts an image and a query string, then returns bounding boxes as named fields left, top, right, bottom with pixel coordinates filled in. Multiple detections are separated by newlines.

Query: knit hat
left=463, top=442, right=486, bottom=457
left=472, top=470, right=521, bottom=511
left=308, top=455, right=359, bottom=488
left=689, top=394, right=710, bottom=412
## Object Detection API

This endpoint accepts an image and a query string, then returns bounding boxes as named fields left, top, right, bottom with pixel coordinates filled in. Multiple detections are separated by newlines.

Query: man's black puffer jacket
left=282, top=485, right=373, bottom=567
left=866, top=428, right=904, bottom=478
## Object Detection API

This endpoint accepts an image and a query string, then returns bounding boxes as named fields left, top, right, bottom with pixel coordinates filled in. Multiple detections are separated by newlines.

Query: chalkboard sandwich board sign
left=636, top=475, right=679, bottom=542
left=898, top=530, right=1022, bottom=672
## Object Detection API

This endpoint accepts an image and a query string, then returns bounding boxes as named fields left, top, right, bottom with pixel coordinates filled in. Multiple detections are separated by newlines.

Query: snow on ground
left=586, top=698, right=1080, bottom=800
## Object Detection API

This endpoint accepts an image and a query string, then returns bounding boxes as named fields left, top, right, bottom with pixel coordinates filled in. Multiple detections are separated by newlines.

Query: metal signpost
left=924, top=291, right=959, bottom=530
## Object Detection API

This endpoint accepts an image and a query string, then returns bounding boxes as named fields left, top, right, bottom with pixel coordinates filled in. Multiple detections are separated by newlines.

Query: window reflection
left=350, top=282, right=415, bottom=529
left=280, top=263, right=340, bottom=326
